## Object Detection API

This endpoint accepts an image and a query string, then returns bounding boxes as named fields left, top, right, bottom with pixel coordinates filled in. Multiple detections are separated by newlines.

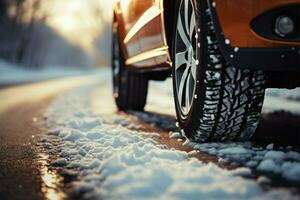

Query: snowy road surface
left=0, top=75, right=100, bottom=113
left=1, top=68, right=300, bottom=200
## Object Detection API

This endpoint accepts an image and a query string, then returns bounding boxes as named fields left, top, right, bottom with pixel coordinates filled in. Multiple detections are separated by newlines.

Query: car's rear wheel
left=172, top=0, right=266, bottom=142
left=112, top=22, right=148, bottom=111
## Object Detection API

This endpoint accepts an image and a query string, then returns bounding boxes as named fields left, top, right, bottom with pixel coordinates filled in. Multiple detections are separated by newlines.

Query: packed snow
left=172, top=132, right=300, bottom=183
left=263, top=88, right=300, bottom=114
left=42, top=84, right=299, bottom=200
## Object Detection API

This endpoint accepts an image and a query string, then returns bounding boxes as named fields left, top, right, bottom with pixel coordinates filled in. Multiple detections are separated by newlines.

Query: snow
left=264, top=151, right=286, bottom=162
left=257, top=176, right=271, bottom=184
left=266, top=88, right=300, bottom=102
left=51, top=158, right=68, bottom=166
left=218, top=147, right=248, bottom=155
left=0, top=59, right=101, bottom=85
left=187, top=150, right=199, bottom=157
left=169, top=131, right=182, bottom=139
left=145, top=79, right=176, bottom=117
left=263, top=88, right=300, bottom=114
left=246, top=161, right=259, bottom=168
left=161, top=84, right=300, bottom=184
left=169, top=131, right=300, bottom=184
left=42, top=84, right=299, bottom=200
left=257, top=159, right=281, bottom=174
left=182, top=139, right=195, bottom=147
left=281, top=162, right=300, bottom=181
left=266, top=143, right=274, bottom=150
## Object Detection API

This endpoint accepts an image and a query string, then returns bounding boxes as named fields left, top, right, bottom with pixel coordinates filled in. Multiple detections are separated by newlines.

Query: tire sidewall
left=112, top=22, right=127, bottom=109
left=112, top=25, right=119, bottom=96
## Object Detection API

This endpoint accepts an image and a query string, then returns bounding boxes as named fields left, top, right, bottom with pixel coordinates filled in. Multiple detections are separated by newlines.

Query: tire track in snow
left=91, top=79, right=300, bottom=191
left=114, top=110, right=300, bottom=191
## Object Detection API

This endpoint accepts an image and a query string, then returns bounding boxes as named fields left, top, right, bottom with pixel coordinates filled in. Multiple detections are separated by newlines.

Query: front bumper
left=207, top=0, right=300, bottom=71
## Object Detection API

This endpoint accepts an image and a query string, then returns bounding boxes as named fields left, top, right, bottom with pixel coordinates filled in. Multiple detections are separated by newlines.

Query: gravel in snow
left=42, top=85, right=299, bottom=200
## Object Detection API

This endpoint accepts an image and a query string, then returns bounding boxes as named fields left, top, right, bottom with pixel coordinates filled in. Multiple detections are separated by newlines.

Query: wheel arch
left=162, top=0, right=177, bottom=54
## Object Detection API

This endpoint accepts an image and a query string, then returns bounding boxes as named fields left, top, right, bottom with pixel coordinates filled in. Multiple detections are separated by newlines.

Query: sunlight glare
left=38, top=154, right=65, bottom=200
left=41, top=0, right=113, bottom=54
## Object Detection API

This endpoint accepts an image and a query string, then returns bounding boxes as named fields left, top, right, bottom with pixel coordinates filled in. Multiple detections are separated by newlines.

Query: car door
left=120, top=0, right=169, bottom=68
left=137, top=0, right=168, bottom=60
left=119, top=0, right=153, bottom=58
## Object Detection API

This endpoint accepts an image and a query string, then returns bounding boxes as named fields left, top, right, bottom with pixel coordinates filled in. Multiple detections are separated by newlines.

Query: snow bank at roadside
left=170, top=130, right=300, bottom=183
left=266, top=88, right=300, bottom=102
left=0, top=60, right=102, bottom=85
left=263, top=89, right=300, bottom=114
left=43, top=85, right=298, bottom=200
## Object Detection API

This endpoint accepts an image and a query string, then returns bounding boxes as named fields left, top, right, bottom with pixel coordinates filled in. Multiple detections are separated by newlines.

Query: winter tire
left=172, top=0, right=266, bottom=142
left=112, top=22, right=148, bottom=111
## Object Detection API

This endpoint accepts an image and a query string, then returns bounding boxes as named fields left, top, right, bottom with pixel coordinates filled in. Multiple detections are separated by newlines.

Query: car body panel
left=214, top=0, right=300, bottom=47
left=207, top=0, right=300, bottom=71
left=114, top=0, right=300, bottom=71
left=114, top=0, right=170, bottom=69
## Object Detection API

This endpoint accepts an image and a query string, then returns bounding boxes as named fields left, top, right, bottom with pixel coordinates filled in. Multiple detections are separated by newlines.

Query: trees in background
left=0, top=0, right=89, bottom=68
left=0, top=0, right=45, bottom=67
left=86, top=1, right=113, bottom=66
left=95, top=21, right=112, bottom=66
left=0, top=0, right=113, bottom=68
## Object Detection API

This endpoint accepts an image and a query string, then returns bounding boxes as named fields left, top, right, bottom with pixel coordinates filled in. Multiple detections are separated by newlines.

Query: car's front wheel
left=172, top=0, right=266, bottom=142
left=112, top=22, right=148, bottom=111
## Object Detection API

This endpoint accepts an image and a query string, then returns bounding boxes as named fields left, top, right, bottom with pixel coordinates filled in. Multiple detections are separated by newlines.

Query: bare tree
left=0, top=0, right=113, bottom=68
left=0, top=0, right=48, bottom=67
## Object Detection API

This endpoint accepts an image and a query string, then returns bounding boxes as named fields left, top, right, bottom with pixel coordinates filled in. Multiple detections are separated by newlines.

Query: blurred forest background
left=0, top=0, right=113, bottom=69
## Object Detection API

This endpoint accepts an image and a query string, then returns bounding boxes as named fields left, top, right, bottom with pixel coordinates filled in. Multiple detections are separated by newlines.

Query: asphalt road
left=0, top=76, right=99, bottom=200
left=0, top=75, right=299, bottom=199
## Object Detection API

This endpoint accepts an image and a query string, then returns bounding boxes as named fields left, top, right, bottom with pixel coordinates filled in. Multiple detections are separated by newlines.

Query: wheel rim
left=112, top=32, right=120, bottom=98
left=174, top=0, right=198, bottom=116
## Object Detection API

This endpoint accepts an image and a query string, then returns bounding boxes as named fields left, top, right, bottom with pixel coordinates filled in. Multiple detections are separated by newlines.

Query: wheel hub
left=188, top=46, right=193, bottom=65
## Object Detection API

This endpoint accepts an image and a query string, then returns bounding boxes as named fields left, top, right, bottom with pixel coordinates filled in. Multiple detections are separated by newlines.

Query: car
left=111, top=0, right=300, bottom=142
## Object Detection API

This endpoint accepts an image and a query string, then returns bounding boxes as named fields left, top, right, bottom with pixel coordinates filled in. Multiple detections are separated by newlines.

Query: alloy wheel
left=174, top=0, right=198, bottom=116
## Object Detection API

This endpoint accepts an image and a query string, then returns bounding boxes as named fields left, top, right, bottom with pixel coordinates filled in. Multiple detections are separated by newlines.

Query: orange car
left=111, top=0, right=300, bottom=142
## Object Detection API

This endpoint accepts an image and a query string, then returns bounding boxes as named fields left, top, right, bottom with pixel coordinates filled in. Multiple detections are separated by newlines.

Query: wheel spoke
left=175, top=0, right=198, bottom=116
left=184, top=0, right=190, bottom=35
left=177, top=9, right=190, bottom=48
left=177, top=66, right=190, bottom=106
left=185, top=72, right=191, bottom=110
left=189, top=10, right=195, bottom=39
left=191, top=58, right=197, bottom=80
left=175, top=50, right=187, bottom=69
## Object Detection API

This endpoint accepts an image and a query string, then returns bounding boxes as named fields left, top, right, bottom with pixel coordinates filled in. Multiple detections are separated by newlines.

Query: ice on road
left=42, top=81, right=300, bottom=200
